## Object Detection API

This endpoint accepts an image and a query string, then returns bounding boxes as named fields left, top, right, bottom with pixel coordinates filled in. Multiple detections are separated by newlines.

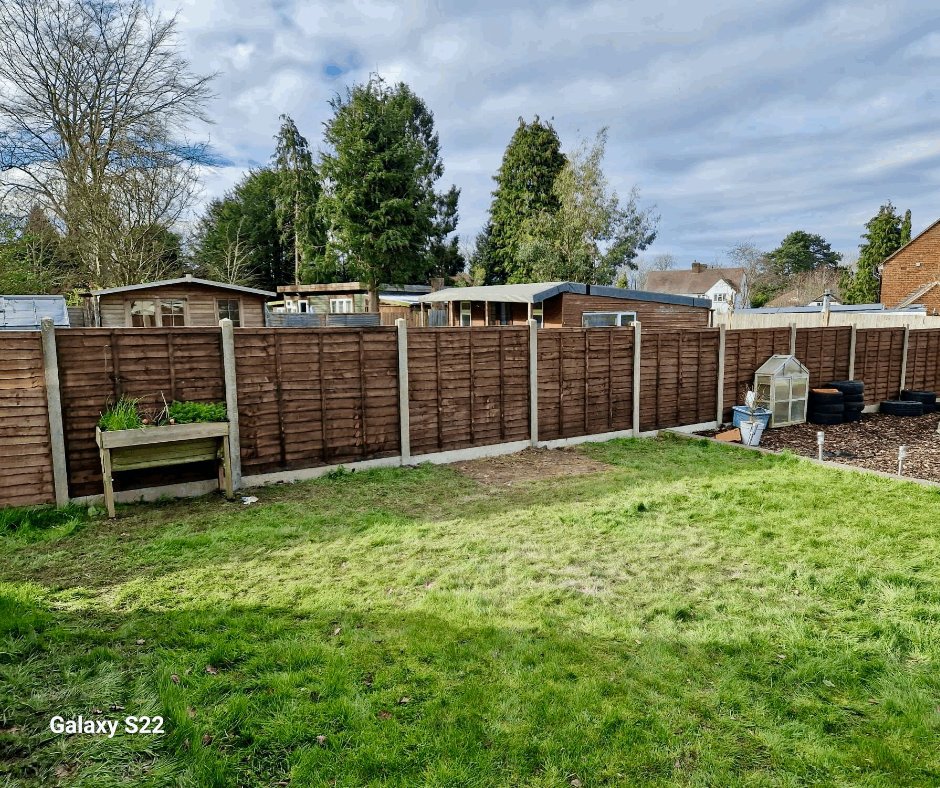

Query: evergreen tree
left=766, top=231, right=841, bottom=278
left=318, top=75, right=458, bottom=309
left=901, top=209, right=912, bottom=245
left=467, top=224, right=495, bottom=285
left=840, top=202, right=905, bottom=305
left=273, top=115, right=325, bottom=284
left=426, top=185, right=464, bottom=279
left=517, top=129, right=657, bottom=285
left=486, top=117, right=565, bottom=284
left=192, top=169, right=288, bottom=290
left=0, top=206, right=71, bottom=293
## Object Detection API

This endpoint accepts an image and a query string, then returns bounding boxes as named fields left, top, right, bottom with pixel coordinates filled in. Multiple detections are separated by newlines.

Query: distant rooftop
left=0, top=295, right=69, bottom=329
left=418, top=281, right=711, bottom=309
left=92, top=275, right=275, bottom=298
left=646, top=265, right=745, bottom=296
left=277, top=282, right=432, bottom=295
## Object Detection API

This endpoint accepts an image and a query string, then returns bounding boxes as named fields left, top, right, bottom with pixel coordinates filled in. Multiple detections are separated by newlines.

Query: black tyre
left=843, top=410, right=862, bottom=423
left=842, top=394, right=865, bottom=405
left=844, top=403, right=865, bottom=413
left=810, top=403, right=845, bottom=415
left=880, top=400, right=924, bottom=417
left=808, top=412, right=843, bottom=425
left=809, top=389, right=844, bottom=406
left=826, top=380, right=865, bottom=395
left=901, top=390, right=937, bottom=411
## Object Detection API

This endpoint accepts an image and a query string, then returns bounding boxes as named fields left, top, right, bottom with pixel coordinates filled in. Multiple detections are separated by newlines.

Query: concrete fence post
left=220, top=319, right=242, bottom=490
left=900, top=325, right=910, bottom=393
left=632, top=321, right=643, bottom=435
left=527, top=318, right=539, bottom=446
left=848, top=325, right=857, bottom=381
left=716, top=323, right=727, bottom=426
left=789, top=322, right=797, bottom=356
left=40, top=318, right=69, bottom=507
left=396, top=318, right=412, bottom=465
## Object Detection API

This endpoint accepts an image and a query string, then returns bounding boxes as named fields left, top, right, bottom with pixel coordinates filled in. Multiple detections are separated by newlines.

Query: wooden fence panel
left=906, top=329, right=940, bottom=394
left=408, top=327, right=530, bottom=455
left=722, top=328, right=791, bottom=420
left=537, top=329, right=634, bottom=441
left=854, top=328, right=905, bottom=404
left=57, top=328, right=224, bottom=498
left=235, top=328, right=400, bottom=475
left=0, top=332, right=54, bottom=507
left=794, top=327, right=852, bottom=387
left=639, top=329, right=719, bottom=431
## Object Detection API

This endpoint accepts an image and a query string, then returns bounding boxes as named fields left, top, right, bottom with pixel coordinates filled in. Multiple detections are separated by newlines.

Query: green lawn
left=2, top=435, right=940, bottom=786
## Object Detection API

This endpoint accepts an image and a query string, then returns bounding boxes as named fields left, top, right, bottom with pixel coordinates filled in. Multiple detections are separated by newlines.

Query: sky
left=157, top=0, right=940, bottom=268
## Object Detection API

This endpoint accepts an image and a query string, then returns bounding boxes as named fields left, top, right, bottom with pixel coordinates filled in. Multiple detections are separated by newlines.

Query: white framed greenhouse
left=753, top=355, right=810, bottom=427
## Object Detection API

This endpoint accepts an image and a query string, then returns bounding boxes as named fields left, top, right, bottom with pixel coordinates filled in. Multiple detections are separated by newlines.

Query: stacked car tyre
left=825, top=380, right=865, bottom=422
left=808, top=388, right=844, bottom=425
left=900, top=390, right=937, bottom=413
left=881, top=400, right=925, bottom=417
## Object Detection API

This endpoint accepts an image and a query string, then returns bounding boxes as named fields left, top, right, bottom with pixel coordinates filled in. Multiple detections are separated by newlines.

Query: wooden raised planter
left=96, top=422, right=233, bottom=517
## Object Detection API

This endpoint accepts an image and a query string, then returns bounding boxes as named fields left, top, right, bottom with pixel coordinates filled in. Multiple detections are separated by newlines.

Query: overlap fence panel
left=0, top=332, right=54, bottom=507
left=639, top=329, right=719, bottom=431
left=854, top=328, right=905, bottom=404
left=56, top=328, right=224, bottom=497
left=794, top=327, right=852, bottom=387
left=234, top=328, right=400, bottom=475
left=3, top=320, right=936, bottom=511
left=906, top=329, right=940, bottom=393
left=722, top=328, right=791, bottom=420
left=409, top=327, right=530, bottom=454
left=537, top=328, right=634, bottom=441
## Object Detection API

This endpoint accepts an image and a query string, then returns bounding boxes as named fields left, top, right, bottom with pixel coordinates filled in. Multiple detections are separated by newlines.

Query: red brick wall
left=881, top=221, right=940, bottom=309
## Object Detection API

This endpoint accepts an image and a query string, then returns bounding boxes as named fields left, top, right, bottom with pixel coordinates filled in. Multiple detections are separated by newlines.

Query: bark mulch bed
left=752, top=413, right=940, bottom=483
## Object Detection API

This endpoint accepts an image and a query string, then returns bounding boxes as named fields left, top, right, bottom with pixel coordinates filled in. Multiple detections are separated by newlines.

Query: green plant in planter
left=167, top=401, right=227, bottom=424
left=98, top=397, right=144, bottom=431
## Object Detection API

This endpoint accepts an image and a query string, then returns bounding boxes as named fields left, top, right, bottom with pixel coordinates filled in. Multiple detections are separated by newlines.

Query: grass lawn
left=2, top=435, right=940, bottom=786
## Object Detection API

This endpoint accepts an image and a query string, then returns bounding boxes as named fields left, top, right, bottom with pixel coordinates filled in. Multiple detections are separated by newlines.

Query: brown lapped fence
left=0, top=321, right=933, bottom=509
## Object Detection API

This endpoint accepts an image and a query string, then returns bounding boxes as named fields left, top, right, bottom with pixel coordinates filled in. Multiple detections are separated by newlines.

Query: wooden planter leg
left=220, top=437, right=234, bottom=500
left=100, top=447, right=116, bottom=518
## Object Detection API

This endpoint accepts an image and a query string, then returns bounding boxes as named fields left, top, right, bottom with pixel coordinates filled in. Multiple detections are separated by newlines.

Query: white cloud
left=151, top=0, right=940, bottom=262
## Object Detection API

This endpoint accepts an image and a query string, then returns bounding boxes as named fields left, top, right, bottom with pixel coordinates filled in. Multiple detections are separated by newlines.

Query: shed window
left=330, top=297, right=353, bottom=314
left=217, top=298, right=241, bottom=326
left=160, top=299, right=186, bottom=327
left=130, top=300, right=157, bottom=327
left=582, top=311, right=636, bottom=327
left=460, top=301, right=472, bottom=327
left=532, top=305, right=543, bottom=328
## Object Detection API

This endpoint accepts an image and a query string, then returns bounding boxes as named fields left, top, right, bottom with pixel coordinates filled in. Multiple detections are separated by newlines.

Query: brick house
left=880, top=219, right=940, bottom=315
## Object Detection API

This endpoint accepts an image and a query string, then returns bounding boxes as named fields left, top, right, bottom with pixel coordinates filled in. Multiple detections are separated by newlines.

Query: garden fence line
left=1, top=320, right=937, bottom=509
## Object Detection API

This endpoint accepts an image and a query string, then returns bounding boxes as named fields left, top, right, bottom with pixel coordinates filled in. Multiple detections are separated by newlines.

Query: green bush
left=167, top=400, right=227, bottom=424
left=98, top=397, right=143, bottom=431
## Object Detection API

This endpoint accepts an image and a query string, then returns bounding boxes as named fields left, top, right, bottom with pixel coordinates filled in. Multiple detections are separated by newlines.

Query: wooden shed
left=87, top=275, right=275, bottom=328
left=418, top=282, right=712, bottom=329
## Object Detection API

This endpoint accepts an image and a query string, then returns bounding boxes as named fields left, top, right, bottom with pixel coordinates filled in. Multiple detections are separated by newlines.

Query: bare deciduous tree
left=0, top=0, right=214, bottom=286
left=201, top=217, right=254, bottom=286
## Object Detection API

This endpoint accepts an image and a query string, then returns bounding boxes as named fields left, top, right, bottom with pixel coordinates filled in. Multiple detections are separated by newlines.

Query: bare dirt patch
left=452, top=447, right=611, bottom=486
left=757, top=412, right=940, bottom=482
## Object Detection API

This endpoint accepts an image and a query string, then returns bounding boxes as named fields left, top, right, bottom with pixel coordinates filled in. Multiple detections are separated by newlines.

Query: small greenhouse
left=753, top=354, right=810, bottom=427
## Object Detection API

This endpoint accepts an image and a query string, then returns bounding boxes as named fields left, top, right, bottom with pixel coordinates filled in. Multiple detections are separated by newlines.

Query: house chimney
left=691, top=261, right=707, bottom=274
left=430, top=277, right=444, bottom=292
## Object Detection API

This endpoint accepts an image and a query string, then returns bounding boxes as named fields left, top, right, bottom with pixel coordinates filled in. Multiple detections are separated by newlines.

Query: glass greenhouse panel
left=752, top=354, right=810, bottom=428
